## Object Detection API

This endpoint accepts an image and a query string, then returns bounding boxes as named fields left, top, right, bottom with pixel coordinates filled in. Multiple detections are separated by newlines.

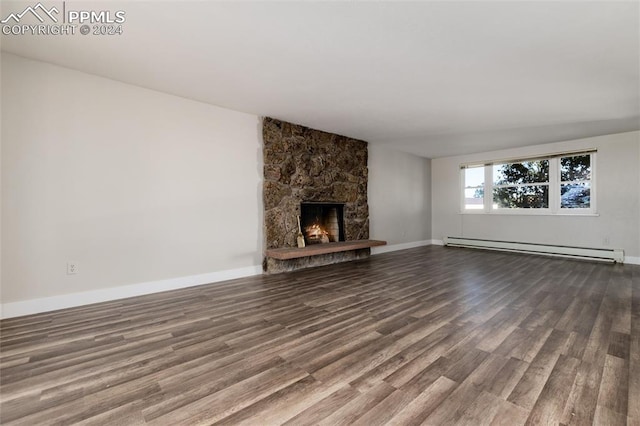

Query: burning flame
left=305, top=224, right=328, bottom=238
left=305, top=223, right=330, bottom=243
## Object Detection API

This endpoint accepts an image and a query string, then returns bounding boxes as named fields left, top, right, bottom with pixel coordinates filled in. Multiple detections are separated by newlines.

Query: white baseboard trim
left=0, top=265, right=262, bottom=319
left=625, top=256, right=640, bottom=265
left=371, top=240, right=432, bottom=255
left=430, top=239, right=445, bottom=246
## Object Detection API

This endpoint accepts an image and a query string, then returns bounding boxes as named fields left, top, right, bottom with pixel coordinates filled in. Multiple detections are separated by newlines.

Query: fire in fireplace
left=300, top=202, right=345, bottom=245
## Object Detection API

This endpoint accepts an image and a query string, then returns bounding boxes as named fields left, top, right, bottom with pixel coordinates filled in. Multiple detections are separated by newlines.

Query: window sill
left=460, top=211, right=599, bottom=217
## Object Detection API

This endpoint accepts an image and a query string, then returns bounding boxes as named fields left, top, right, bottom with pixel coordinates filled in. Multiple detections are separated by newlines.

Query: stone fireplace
left=263, top=117, right=372, bottom=273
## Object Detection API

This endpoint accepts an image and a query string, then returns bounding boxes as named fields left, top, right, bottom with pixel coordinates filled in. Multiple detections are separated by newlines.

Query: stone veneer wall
left=263, top=117, right=369, bottom=273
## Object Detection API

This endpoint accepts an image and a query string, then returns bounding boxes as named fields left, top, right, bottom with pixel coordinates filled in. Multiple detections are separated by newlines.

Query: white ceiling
left=2, top=1, right=639, bottom=158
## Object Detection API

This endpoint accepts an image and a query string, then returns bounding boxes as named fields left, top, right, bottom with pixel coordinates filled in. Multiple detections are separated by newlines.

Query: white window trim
left=460, top=151, right=596, bottom=215
left=558, top=154, right=596, bottom=214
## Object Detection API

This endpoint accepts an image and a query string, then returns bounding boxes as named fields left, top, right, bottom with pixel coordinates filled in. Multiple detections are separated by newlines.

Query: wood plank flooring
left=1, top=246, right=638, bottom=425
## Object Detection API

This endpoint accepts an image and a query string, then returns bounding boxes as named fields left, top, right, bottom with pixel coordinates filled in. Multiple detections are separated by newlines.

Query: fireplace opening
left=300, top=202, right=345, bottom=245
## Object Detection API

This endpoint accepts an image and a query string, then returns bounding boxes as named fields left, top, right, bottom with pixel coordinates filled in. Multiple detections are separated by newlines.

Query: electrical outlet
left=67, top=262, right=78, bottom=275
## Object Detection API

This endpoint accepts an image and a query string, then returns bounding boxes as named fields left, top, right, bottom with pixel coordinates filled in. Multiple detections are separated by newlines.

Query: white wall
left=1, top=53, right=263, bottom=311
left=369, top=145, right=432, bottom=251
left=432, top=131, right=640, bottom=259
left=0, top=52, right=3, bottom=307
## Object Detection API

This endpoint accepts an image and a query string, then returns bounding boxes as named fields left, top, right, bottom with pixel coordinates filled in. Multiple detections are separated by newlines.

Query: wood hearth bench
left=265, top=239, right=386, bottom=260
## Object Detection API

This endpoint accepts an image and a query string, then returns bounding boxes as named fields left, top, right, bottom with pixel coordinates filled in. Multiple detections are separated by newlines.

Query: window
left=560, top=154, right=591, bottom=209
left=463, top=166, right=485, bottom=210
left=462, top=151, right=595, bottom=214
left=493, top=160, right=549, bottom=209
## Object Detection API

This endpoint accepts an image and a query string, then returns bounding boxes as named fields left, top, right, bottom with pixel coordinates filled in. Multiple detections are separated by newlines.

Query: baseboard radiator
left=443, top=237, right=624, bottom=263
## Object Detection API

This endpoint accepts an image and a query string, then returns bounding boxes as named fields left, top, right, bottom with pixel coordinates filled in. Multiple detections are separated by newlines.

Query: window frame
left=491, top=157, right=551, bottom=212
left=460, top=151, right=597, bottom=216
left=558, top=153, right=596, bottom=213
left=461, top=165, right=486, bottom=212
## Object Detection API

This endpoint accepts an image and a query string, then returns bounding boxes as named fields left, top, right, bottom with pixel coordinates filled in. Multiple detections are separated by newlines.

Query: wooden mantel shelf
left=266, top=240, right=387, bottom=260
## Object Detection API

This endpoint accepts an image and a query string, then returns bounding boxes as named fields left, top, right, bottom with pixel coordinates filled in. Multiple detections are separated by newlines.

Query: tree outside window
left=493, top=160, right=549, bottom=209
left=560, top=155, right=591, bottom=208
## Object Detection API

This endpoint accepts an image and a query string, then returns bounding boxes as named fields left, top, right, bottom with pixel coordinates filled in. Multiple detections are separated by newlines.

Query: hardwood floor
left=1, top=246, right=638, bottom=425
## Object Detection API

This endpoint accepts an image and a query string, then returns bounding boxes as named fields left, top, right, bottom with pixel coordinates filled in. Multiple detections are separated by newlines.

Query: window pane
left=561, top=183, right=590, bottom=208
left=465, top=188, right=484, bottom=209
left=561, top=155, right=590, bottom=181
left=493, top=185, right=549, bottom=208
left=493, top=160, right=549, bottom=185
left=464, top=167, right=484, bottom=188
